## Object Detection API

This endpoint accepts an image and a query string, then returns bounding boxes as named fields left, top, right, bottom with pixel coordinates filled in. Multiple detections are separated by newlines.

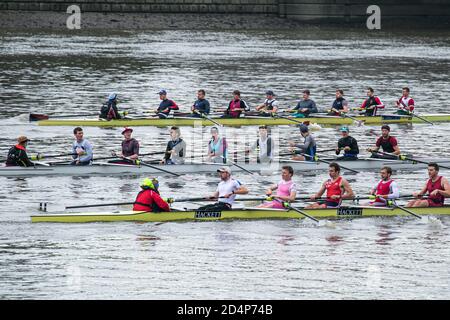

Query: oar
left=272, top=113, right=310, bottom=126
left=391, top=202, right=422, bottom=219
left=30, top=153, right=77, bottom=160
left=220, top=156, right=255, bottom=175
left=397, top=104, right=434, bottom=125
left=135, top=159, right=181, bottom=177
left=29, top=113, right=100, bottom=121
left=375, top=151, right=450, bottom=170
left=290, top=153, right=360, bottom=174
left=330, top=108, right=364, bottom=126
left=193, top=110, right=223, bottom=127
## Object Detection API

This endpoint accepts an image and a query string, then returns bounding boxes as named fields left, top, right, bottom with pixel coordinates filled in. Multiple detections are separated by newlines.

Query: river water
left=1, top=27, right=450, bottom=299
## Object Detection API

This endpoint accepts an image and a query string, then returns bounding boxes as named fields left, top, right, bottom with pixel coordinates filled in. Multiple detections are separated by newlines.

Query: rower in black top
left=100, top=93, right=122, bottom=120
left=336, top=126, right=359, bottom=160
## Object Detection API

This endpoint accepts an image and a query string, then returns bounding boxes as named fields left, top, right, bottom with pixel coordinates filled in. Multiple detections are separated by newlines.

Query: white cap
left=217, top=167, right=231, bottom=174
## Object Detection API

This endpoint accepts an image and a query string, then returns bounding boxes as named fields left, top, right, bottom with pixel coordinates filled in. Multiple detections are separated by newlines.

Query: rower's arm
left=438, top=177, right=450, bottom=197
left=211, top=191, right=219, bottom=199
left=341, top=179, right=355, bottom=199
left=276, top=190, right=297, bottom=202
left=393, top=145, right=401, bottom=155
left=313, top=183, right=326, bottom=199
left=415, top=183, right=428, bottom=197
left=234, top=185, right=248, bottom=195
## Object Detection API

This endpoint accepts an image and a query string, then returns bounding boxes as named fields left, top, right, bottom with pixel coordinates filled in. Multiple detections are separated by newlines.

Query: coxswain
left=223, top=90, right=250, bottom=118
left=336, top=126, right=359, bottom=160
left=156, top=89, right=179, bottom=119
left=367, top=125, right=400, bottom=159
left=109, top=127, right=139, bottom=164
left=5, top=136, right=34, bottom=167
left=191, top=89, right=211, bottom=117
left=133, top=178, right=171, bottom=212
left=289, top=124, right=316, bottom=161
left=368, top=166, right=400, bottom=207
left=198, top=167, right=248, bottom=211
left=100, top=93, right=122, bottom=120
left=255, top=90, right=279, bottom=116
left=328, top=89, right=349, bottom=116
left=306, top=162, right=355, bottom=208
left=289, top=90, right=318, bottom=118
left=246, top=125, right=274, bottom=164
left=407, top=163, right=450, bottom=208
left=207, top=126, right=228, bottom=164
left=161, top=126, right=186, bottom=165
left=359, top=87, right=385, bottom=116
left=396, top=87, right=415, bottom=115
left=71, top=127, right=93, bottom=166
left=258, top=166, right=297, bottom=208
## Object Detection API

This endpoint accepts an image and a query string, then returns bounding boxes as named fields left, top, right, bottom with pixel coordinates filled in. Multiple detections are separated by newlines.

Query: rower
left=161, top=126, right=186, bottom=165
left=246, top=125, right=274, bottom=164
left=396, top=87, right=415, bottom=115
left=5, top=136, right=34, bottom=167
left=306, top=162, right=355, bottom=209
left=336, top=126, right=359, bottom=160
left=109, top=127, right=139, bottom=164
left=289, top=124, right=316, bottom=161
left=100, top=93, right=122, bottom=120
left=367, top=125, right=400, bottom=159
left=198, top=167, right=248, bottom=211
left=328, top=89, right=349, bottom=116
left=71, top=127, right=93, bottom=166
left=156, top=89, right=179, bottom=119
left=289, top=90, right=318, bottom=118
left=207, top=126, right=228, bottom=164
left=133, top=178, right=171, bottom=212
left=407, top=163, right=450, bottom=208
left=191, top=89, right=211, bottom=117
left=223, top=90, right=250, bottom=118
left=359, top=87, right=385, bottom=116
left=255, top=90, right=279, bottom=116
left=258, top=166, right=297, bottom=208
left=368, top=166, right=400, bottom=207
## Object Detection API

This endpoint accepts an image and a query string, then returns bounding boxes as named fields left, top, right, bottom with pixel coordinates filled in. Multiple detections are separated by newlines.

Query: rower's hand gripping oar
left=193, top=110, right=223, bottom=127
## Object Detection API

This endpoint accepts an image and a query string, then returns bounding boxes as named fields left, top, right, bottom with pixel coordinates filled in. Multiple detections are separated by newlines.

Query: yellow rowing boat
left=31, top=206, right=450, bottom=223
left=36, top=114, right=450, bottom=127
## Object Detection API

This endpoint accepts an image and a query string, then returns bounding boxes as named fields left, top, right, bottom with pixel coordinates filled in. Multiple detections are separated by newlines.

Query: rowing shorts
left=427, top=199, right=444, bottom=207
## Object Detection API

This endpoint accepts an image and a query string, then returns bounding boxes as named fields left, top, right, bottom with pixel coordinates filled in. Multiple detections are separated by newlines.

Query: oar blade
left=29, top=113, right=49, bottom=121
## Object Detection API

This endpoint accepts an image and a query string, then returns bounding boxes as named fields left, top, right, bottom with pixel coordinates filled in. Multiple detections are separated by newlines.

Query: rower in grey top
left=289, top=90, right=318, bottom=118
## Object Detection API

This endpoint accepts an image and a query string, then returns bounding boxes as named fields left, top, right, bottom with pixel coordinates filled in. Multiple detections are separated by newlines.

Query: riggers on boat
left=2, top=158, right=450, bottom=177
left=30, top=206, right=450, bottom=223
left=36, top=114, right=450, bottom=127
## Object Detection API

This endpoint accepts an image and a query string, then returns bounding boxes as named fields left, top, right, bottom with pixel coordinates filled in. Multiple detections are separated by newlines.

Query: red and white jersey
left=397, top=96, right=415, bottom=112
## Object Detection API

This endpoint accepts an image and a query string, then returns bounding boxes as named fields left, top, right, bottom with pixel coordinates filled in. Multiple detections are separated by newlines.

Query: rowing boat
left=30, top=205, right=450, bottom=223
left=36, top=113, right=450, bottom=127
left=2, top=157, right=449, bottom=177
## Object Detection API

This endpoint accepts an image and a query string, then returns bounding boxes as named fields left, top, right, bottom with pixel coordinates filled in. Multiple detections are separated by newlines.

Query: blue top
left=193, top=98, right=210, bottom=114
left=72, top=139, right=93, bottom=163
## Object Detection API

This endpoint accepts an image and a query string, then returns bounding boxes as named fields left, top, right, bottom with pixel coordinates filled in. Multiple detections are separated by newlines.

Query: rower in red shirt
left=223, top=90, right=250, bottom=118
left=407, top=163, right=450, bottom=208
left=367, top=125, right=400, bottom=159
left=359, top=87, right=385, bottom=116
left=133, top=178, right=171, bottom=212
left=306, top=162, right=355, bottom=208
left=368, top=166, right=400, bottom=207
left=396, top=87, right=415, bottom=115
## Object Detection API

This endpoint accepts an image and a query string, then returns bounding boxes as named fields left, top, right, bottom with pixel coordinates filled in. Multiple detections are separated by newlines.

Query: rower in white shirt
left=368, top=166, right=400, bottom=207
left=198, top=166, right=248, bottom=211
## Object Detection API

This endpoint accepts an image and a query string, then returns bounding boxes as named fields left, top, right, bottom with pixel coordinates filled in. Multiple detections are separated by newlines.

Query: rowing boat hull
left=31, top=206, right=450, bottom=223
left=36, top=114, right=450, bottom=127
left=2, top=158, right=449, bottom=176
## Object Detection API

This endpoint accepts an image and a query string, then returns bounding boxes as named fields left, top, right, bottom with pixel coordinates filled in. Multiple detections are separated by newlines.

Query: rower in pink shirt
left=258, top=166, right=297, bottom=209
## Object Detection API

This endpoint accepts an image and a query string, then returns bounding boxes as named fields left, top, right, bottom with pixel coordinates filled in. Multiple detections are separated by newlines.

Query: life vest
left=264, top=99, right=276, bottom=110
left=325, top=176, right=343, bottom=205
left=5, top=145, right=29, bottom=167
left=133, top=189, right=164, bottom=212
left=256, top=137, right=272, bottom=157
left=427, top=176, right=445, bottom=205
left=332, top=97, right=346, bottom=110
left=375, top=179, right=393, bottom=204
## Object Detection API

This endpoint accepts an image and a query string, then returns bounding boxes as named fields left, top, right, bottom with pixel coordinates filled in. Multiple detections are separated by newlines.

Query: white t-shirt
left=217, top=178, right=242, bottom=205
